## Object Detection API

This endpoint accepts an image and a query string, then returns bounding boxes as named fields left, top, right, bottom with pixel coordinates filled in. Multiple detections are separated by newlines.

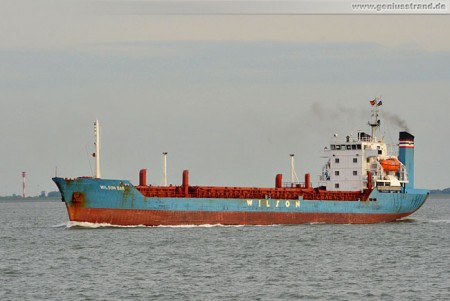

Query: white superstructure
left=319, top=101, right=408, bottom=192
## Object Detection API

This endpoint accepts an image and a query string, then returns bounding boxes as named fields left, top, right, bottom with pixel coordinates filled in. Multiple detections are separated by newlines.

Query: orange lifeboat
left=380, top=158, right=400, bottom=172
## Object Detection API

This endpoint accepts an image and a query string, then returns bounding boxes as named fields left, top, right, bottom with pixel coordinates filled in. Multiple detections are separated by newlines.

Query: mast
left=290, top=154, right=295, bottom=185
left=162, top=152, right=168, bottom=186
left=368, top=97, right=382, bottom=141
left=94, top=120, right=101, bottom=179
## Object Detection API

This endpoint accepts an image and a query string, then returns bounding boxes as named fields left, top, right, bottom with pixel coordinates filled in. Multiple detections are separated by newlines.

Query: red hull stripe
left=399, top=141, right=414, bottom=148
left=67, top=206, right=412, bottom=225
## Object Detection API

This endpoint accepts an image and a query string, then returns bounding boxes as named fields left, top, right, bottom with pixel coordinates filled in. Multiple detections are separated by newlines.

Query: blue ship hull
left=53, top=177, right=429, bottom=225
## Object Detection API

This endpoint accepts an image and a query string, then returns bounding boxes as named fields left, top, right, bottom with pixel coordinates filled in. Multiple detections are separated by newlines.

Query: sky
left=1, top=0, right=450, bottom=196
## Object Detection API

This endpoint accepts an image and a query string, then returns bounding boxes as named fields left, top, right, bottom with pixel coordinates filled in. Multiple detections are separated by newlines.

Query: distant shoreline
left=0, top=197, right=61, bottom=201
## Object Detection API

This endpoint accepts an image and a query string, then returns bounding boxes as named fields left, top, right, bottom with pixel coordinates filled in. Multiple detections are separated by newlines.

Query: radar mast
left=368, top=97, right=382, bottom=141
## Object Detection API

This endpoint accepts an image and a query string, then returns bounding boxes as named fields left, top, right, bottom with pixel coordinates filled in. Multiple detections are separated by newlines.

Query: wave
left=51, top=222, right=71, bottom=228
left=67, top=221, right=147, bottom=228
left=65, top=221, right=250, bottom=229
left=424, top=219, right=450, bottom=224
left=156, top=224, right=245, bottom=228
left=407, top=218, right=450, bottom=224
left=395, top=218, right=416, bottom=223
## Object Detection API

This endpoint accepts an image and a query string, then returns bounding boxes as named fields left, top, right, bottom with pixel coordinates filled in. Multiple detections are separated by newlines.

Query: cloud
left=0, top=11, right=449, bottom=194
left=2, top=41, right=449, bottom=97
left=1, top=2, right=450, bottom=51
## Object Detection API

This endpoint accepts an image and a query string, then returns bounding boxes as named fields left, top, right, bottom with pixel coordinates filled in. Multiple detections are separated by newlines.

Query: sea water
left=0, top=196, right=449, bottom=300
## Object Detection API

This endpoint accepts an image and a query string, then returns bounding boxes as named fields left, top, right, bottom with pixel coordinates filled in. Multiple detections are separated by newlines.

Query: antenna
left=162, top=152, right=168, bottom=186
left=94, top=120, right=101, bottom=178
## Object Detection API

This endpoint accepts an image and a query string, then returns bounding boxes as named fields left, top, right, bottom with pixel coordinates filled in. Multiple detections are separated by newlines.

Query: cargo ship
left=53, top=101, right=429, bottom=225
